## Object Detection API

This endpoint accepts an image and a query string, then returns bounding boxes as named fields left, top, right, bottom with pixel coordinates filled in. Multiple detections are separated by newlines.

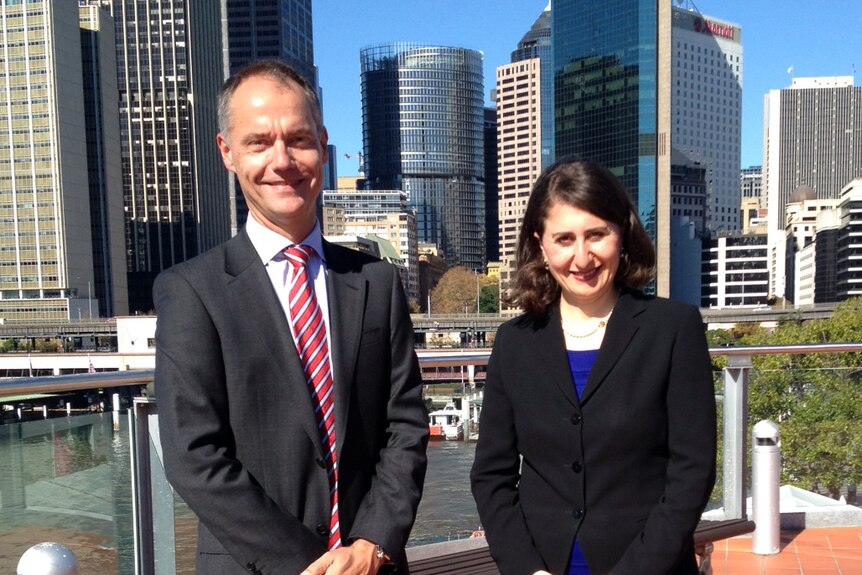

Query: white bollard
left=752, top=420, right=781, bottom=555
left=17, top=542, right=79, bottom=575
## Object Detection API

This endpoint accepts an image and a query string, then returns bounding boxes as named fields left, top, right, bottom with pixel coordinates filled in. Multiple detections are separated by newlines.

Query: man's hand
left=300, top=538, right=387, bottom=575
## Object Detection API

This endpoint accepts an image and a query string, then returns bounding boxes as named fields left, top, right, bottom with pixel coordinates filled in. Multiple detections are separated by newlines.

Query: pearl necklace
left=561, top=311, right=613, bottom=339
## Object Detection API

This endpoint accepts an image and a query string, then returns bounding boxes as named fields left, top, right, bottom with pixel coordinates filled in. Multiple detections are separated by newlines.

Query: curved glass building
left=360, top=43, right=485, bottom=271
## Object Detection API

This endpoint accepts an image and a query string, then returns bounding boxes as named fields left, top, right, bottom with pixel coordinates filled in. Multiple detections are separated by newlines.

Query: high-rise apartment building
left=553, top=0, right=672, bottom=294
left=86, top=0, right=228, bottom=313
left=763, top=76, right=862, bottom=299
left=671, top=7, right=742, bottom=233
left=497, top=5, right=551, bottom=292
left=223, top=0, right=316, bottom=232
left=360, top=43, right=485, bottom=271
left=0, top=1, right=127, bottom=322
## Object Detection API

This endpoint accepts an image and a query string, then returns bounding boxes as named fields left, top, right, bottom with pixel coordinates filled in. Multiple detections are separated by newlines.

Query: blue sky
left=312, top=1, right=861, bottom=176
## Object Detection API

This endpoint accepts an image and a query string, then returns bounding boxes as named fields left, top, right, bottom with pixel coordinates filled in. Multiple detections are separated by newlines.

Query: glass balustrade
left=0, top=344, right=859, bottom=573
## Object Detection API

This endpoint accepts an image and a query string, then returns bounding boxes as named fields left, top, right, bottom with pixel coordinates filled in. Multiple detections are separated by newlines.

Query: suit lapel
left=580, top=291, right=645, bottom=404
left=223, top=231, right=322, bottom=450
left=322, top=241, right=365, bottom=463
left=535, top=305, right=581, bottom=408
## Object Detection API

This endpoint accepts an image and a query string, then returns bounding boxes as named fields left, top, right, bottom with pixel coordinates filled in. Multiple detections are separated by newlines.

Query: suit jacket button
left=570, top=414, right=582, bottom=425
left=316, top=523, right=328, bottom=536
left=572, top=461, right=583, bottom=473
left=316, top=457, right=326, bottom=469
left=573, top=508, right=584, bottom=519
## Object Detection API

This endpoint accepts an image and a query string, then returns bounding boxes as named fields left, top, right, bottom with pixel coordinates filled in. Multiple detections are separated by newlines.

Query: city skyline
left=313, top=0, right=862, bottom=176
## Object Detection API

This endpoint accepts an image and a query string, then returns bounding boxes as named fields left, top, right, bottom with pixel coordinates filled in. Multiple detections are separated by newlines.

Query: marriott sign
left=694, top=17, right=735, bottom=39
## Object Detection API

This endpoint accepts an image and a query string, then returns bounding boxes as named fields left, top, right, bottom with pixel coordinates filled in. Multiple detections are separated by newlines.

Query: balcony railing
left=1, top=343, right=860, bottom=573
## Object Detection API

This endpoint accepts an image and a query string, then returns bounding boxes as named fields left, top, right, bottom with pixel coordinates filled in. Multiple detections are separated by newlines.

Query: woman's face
left=537, top=201, right=623, bottom=309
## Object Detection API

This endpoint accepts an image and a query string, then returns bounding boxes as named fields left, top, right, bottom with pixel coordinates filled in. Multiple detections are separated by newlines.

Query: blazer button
left=572, top=461, right=583, bottom=473
left=570, top=414, right=582, bottom=425
left=573, top=508, right=584, bottom=519
left=316, top=523, right=328, bottom=536
left=316, top=457, right=326, bottom=469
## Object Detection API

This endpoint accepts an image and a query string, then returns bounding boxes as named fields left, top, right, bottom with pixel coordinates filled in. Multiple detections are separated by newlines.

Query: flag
left=28, top=353, right=33, bottom=377
left=88, top=353, right=95, bottom=373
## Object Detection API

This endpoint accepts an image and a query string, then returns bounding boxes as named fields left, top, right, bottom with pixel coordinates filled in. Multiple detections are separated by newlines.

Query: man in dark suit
left=154, top=60, right=429, bottom=575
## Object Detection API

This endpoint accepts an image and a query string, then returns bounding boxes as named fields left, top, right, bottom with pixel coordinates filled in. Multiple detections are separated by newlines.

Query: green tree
left=479, top=283, right=499, bottom=314
left=744, top=297, right=862, bottom=497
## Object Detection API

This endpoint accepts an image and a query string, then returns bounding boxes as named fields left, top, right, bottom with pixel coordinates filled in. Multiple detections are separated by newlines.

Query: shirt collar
left=244, top=213, right=326, bottom=264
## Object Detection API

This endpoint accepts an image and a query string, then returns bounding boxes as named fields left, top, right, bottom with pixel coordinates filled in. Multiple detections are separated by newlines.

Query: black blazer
left=154, top=230, right=429, bottom=574
left=471, top=291, right=716, bottom=575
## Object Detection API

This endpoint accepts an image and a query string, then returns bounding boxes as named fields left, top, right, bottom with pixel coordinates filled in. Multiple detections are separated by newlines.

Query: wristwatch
left=375, top=544, right=388, bottom=562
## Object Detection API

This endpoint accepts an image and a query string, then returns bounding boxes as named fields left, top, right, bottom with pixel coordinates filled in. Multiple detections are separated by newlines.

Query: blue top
left=565, top=349, right=598, bottom=575
left=566, top=349, right=599, bottom=401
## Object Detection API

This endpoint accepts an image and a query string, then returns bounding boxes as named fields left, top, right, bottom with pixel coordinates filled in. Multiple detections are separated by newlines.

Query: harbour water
left=0, top=412, right=481, bottom=572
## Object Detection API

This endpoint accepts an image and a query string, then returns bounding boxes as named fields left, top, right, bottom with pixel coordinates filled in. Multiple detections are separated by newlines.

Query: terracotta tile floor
left=709, top=527, right=862, bottom=574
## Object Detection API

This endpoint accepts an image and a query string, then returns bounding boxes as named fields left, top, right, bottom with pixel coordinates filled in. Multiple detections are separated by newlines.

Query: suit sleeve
left=344, top=265, right=429, bottom=557
left=470, top=326, right=549, bottom=575
left=612, top=305, right=717, bottom=574
left=153, top=268, right=323, bottom=575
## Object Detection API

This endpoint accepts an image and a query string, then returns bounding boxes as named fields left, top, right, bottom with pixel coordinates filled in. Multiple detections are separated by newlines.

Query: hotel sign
left=694, top=17, right=735, bottom=39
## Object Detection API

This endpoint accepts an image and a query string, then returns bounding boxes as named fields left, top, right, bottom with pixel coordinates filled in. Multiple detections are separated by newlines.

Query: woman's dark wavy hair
left=506, top=159, right=656, bottom=316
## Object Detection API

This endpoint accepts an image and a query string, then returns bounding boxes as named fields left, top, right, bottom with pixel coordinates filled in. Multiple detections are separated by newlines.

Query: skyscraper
left=671, top=7, right=742, bottom=234
left=553, top=0, right=672, bottom=294
left=223, top=0, right=317, bottom=232
left=497, top=5, right=551, bottom=292
left=361, top=43, right=485, bottom=271
left=0, top=1, right=127, bottom=322
left=87, top=0, right=228, bottom=313
left=763, top=76, right=862, bottom=299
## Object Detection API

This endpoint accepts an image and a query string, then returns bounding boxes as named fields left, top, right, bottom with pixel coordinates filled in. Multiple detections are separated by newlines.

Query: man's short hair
left=217, top=59, right=322, bottom=141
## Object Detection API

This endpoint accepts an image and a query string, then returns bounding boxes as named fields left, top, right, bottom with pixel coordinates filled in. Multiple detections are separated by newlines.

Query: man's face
left=217, top=75, right=328, bottom=241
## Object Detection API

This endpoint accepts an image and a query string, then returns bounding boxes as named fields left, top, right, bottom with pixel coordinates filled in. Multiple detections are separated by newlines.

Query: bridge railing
left=2, top=343, right=861, bottom=573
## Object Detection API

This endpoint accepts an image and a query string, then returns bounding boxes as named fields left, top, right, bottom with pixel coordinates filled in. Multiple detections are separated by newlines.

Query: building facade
left=222, top=0, right=317, bottom=233
left=763, top=76, right=862, bottom=299
left=496, top=5, right=551, bottom=294
left=88, top=0, right=228, bottom=313
left=671, top=7, right=743, bottom=233
left=360, top=43, right=485, bottom=271
left=701, top=233, right=769, bottom=308
left=322, top=188, right=418, bottom=301
left=0, top=1, right=128, bottom=322
left=835, top=179, right=862, bottom=301
left=741, top=166, right=762, bottom=199
left=553, top=0, right=672, bottom=294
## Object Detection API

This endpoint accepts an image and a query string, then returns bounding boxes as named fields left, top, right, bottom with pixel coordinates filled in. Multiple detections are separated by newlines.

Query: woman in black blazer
left=470, top=160, right=716, bottom=575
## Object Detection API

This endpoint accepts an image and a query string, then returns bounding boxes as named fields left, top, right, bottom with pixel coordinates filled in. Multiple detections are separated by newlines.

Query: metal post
left=752, top=420, right=781, bottom=554
left=723, top=355, right=751, bottom=519
left=130, top=399, right=155, bottom=575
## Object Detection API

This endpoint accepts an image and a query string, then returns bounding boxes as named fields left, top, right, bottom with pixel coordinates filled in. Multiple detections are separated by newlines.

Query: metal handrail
left=0, top=370, right=154, bottom=398
left=2, top=342, right=861, bottom=400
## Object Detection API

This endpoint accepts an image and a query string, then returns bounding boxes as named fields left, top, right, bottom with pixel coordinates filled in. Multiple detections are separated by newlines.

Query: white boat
left=428, top=402, right=463, bottom=440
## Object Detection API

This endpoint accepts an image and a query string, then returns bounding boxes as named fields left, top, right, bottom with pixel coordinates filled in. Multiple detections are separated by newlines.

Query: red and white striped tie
left=284, top=245, right=340, bottom=550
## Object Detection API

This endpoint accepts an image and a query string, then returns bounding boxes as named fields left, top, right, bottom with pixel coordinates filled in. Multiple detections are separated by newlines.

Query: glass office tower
left=223, top=0, right=317, bottom=233
left=554, top=0, right=672, bottom=293
left=361, top=43, right=485, bottom=271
